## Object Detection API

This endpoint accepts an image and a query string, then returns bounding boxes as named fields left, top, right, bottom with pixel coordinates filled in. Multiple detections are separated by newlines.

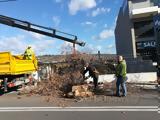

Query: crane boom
left=0, top=15, right=85, bottom=46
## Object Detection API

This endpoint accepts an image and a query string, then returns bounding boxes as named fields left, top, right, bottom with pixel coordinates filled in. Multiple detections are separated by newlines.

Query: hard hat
left=27, top=45, right=32, bottom=48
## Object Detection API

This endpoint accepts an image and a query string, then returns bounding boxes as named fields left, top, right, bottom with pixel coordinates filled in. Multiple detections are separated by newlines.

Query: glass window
left=151, top=0, right=160, bottom=6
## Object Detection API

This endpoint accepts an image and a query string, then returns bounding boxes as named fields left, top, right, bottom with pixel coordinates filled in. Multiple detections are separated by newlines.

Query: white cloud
left=106, top=44, right=115, bottom=54
left=80, top=44, right=102, bottom=54
left=80, top=43, right=116, bottom=54
left=32, top=40, right=55, bottom=55
left=80, top=44, right=94, bottom=54
left=68, top=0, right=96, bottom=15
left=27, top=32, right=56, bottom=54
left=29, top=32, right=45, bottom=40
left=83, top=21, right=93, bottom=25
left=81, top=21, right=96, bottom=27
left=93, top=28, right=114, bottom=40
left=107, top=44, right=114, bottom=49
left=92, top=7, right=111, bottom=17
left=0, top=35, right=55, bottom=55
left=0, top=35, right=27, bottom=54
left=96, top=45, right=102, bottom=51
left=59, top=41, right=74, bottom=54
left=52, top=16, right=61, bottom=27
left=99, top=29, right=114, bottom=39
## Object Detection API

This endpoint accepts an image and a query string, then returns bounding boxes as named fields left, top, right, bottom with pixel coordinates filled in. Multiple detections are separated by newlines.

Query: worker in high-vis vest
left=23, top=46, right=35, bottom=60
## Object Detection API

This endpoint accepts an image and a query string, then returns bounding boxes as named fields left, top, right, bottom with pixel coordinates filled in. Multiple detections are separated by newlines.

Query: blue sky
left=0, top=0, right=123, bottom=55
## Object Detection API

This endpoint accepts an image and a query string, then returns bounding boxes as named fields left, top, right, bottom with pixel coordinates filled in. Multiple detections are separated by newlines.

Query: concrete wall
left=126, top=60, right=157, bottom=73
left=115, top=0, right=158, bottom=73
left=86, top=72, right=157, bottom=83
left=130, top=0, right=151, bottom=10
left=115, top=6, right=135, bottom=59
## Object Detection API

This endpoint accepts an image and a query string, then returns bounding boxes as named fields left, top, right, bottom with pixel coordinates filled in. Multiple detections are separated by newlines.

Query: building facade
left=115, top=0, right=160, bottom=73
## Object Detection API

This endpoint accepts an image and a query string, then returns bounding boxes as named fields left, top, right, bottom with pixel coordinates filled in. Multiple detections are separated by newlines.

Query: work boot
left=121, top=95, right=126, bottom=97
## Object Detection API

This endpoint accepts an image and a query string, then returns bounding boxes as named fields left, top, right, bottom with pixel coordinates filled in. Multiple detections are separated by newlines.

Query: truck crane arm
left=0, top=15, right=85, bottom=46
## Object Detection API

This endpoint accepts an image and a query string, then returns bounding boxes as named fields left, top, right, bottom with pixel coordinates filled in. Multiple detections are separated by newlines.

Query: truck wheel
left=4, top=78, right=8, bottom=93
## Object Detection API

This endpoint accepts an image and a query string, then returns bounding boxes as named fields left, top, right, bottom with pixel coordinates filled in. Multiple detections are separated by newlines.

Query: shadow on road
left=0, top=86, right=20, bottom=96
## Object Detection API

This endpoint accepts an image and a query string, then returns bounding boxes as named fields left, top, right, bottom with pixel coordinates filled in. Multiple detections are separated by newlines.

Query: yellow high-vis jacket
left=24, top=48, right=35, bottom=60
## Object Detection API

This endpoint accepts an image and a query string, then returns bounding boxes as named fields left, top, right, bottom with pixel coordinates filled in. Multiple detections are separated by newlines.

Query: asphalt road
left=0, top=88, right=159, bottom=120
left=0, top=88, right=159, bottom=107
left=0, top=111, right=159, bottom=120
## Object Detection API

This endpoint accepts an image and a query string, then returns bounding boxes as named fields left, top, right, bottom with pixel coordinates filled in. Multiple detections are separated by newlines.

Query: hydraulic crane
left=0, top=15, right=85, bottom=92
left=0, top=15, right=85, bottom=54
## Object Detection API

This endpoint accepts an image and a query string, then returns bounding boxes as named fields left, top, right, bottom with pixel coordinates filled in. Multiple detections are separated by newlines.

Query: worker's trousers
left=116, top=76, right=127, bottom=96
left=92, top=75, right=98, bottom=89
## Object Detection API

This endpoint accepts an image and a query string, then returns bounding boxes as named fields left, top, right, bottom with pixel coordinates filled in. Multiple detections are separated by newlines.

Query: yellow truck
left=0, top=52, right=38, bottom=92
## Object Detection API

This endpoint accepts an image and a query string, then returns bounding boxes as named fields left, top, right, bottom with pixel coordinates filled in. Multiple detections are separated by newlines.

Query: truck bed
left=0, top=52, right=38, bottom=75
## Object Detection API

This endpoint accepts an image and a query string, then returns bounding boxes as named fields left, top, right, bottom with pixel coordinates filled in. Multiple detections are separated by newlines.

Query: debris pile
left=34, top=70, right=84, bottom=97
left=66, top=84, right=94, bottom=98
left=26, top=71, right=95, bottom=106
left=35, top=54, right=115, bottom=96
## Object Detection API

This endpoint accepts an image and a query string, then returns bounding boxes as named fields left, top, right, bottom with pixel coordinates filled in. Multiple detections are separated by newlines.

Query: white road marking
left=0, top=106, right=158, bottom=112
